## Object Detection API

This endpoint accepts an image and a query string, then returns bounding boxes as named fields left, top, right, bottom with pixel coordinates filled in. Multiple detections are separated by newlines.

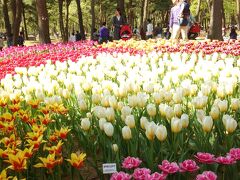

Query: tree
left=76, top=0, right=85, bottom=40
left=208, top=0, right=223, bottom=40
left=90, top=0, right=96, bottom=40
left=2, top=0, right=12, bottom=37
left=237, top=0, right=240, bottom=30
left=22, top=2, right=28, bottom=40
left=195, top=0, right=202, bottom=22
left=117, top=0, right=126, bottom=21
left=36, top=0, right=51, bottom=43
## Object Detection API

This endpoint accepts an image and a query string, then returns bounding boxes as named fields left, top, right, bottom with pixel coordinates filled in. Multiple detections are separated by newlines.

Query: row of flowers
left=112, top=149, right=240, bottom=180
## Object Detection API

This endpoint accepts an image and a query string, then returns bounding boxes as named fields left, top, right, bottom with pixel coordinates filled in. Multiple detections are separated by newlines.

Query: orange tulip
left=66, top=152, right=86, bottom=169
left=55, top=127, right=71, bottom=139
left=4, top=150, right=27, bottom=172
left=34, top=153, right=63, bottom=170
left=45, top=140, right=63, bottom=155
left=49, top=134, right=58, bottom=142
left=27, top=99, right=40, bottom=109
left=22, top=146, right=34, bottom=158
left=1, top=134, right=21, bottom=148
left=0, top=148, right=16, bottom=159
left=39, top=114, right=55, bottom=125
left=40, top=105, right=51, bottom=114
left=8, top=103, right=20, bottom=113
left=0, top=97, right=8, bottom=107
left=0, top=112, right=14, bottom=122
left=11, top=95, right=21, bottom=104
left=26, top=135, right=45, bottom=151
left=18, top=110, right=30, bottom=123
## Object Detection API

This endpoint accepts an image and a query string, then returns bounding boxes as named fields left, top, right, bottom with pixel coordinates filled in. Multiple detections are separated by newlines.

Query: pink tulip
left=179, top=159, right=199, bottom=172
left=149, top=172, right=167, bottom=180
left=158, top=160, right=179, bottom=174
left=122, top=156, right=142, bottom=169
left=215, top=156, right=236, bottom=165
left=110, top=172, right=131, bottom=180
left=132, top=168, right=151, bottom=180
left=195, top=152, right=215, bottom=164
left=196, top=171, right=217, bottom=180
left=228, top=148, right=240, bottom=161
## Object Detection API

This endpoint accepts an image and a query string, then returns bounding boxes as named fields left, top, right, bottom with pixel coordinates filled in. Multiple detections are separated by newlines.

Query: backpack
left=179, top=1, right=190, bottom=26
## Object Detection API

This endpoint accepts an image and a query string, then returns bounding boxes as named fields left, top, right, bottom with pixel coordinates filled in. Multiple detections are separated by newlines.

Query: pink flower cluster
left=111, top=148, right=240, bottom=180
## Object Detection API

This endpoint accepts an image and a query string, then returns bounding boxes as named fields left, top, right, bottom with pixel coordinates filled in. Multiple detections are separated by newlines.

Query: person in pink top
left=169, top=0, right=190, bottom=40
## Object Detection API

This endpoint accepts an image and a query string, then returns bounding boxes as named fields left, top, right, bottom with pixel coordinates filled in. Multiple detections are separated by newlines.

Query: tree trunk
left=58, top=0, right=65, bottom=41
left=128, top=0, right=134, bottom=27
left=90, top=0, right=96, bottom=40
left=222, top=3, right=226, bottom=28
left=36, top=0, right=51, bottom=44
left=208, top=0, right=223, bottom=40
left=76, top=0, right=85, bottom=40
left=237, top=0, right=240, bottom=30
left=117, top=0, right=126, bottom=22
left=140, top=0, right=144, bottom=27
left=143, top=0, right=148, bottom=31
left=2, top=0, right=12, bottom=37
left=22, top=2, right=28, bottom=40
left=206, top=0, right=212, bottom=13
left=195, top=0, right=201, bottom=22
left=11, top=0, right=23, bottom=45
left=64, top=0, right=72, bottom=42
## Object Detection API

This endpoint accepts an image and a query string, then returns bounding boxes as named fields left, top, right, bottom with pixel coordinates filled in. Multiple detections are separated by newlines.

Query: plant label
left=102, top=163, right=117, bottom=174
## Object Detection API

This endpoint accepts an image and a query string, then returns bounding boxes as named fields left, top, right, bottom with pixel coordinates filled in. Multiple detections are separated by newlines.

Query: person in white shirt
left=146, top=19, right=153, bottom=39
left=69, top=32, right=76, bottom=42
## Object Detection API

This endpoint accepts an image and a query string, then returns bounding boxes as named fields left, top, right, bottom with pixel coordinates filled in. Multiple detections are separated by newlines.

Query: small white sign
left=102, top=163, right=117, bottom=174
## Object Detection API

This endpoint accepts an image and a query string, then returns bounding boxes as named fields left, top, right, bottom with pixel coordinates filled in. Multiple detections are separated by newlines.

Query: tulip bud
left=140, top=117, right=149, bottom=130
left=171, top=117, right=182, bottom=133
left=147, top=103, right=157, bottom=117
left=137, top=93, right=148, bottom=108
left=164, top=92, right=172, bottom=102
left=174, top=104, right=182, bottom=117
left=153, top=92, right=164, bottom=104
left=218, top=100, right=228, bottom=113
left=202, top=116, right=213, bottom=133
left=86, top=112, right=92, bottom=118
left=99, top=118, right=107, bottom=130
left=225, top=118, right=237, bottom=133
left=104, top=122, right=114, bottom=137
left=81, top=118, right=91, bottom=131
left=173, top=92, right=183, bottom=104
left=117, top=101, right=124, bottom=111
left=196, top=110, right=206, bottom=123
left=165, top=106, right=174, bottom=121
left=209, top=106, right=220, bottom=120
left=79, top=100, right=88, bottom=111
left=101, top=96, right=110, bottom=107
left=145, top=122, right=157, bottom=141
left=155, top=125, right=167, bottom=141
left=128, top=95, right=138, bottom=108
left=122, top=126, right=132, bottom=140
left=62, top=89, right=70, bottom=99
left=231, top=98, right=240, bottom=111
left=181, top=114, right=189, bottom=128
left=125, top=115, right=135, bottom=128
left=105, top=107, right=115, bottom=122
left=109, top=96, right=118, bottom=109
left=92, top=94, right=101, bottom=105
left=121, top=106, right=132, bottom=118
left=112, top=144, right=118, bottom=152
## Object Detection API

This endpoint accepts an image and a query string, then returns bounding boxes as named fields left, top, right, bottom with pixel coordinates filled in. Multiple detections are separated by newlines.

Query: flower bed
left=0, top=40, right=240, bottom=179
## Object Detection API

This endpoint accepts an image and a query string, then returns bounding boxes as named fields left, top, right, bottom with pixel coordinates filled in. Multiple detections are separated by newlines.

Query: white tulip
left=171, top=117, right=182, bottom=133
left=196, top=110, right=206, bottom=123
left=164, top=92, right=172, bottom=102
left=79, top=99, right=88, bottom=111
left=155, top=125, right=167, bottom=141
left=209, top=106, right=220, bottom=120
left=121, top=106, right=132, bottom=117
left=105, top=107, right=115, bottom=122
left=181, top=114, right=189, bottom=128
left=104, top=122, right=114, bottom=137
left=128, top=95, right=138, bottom=108
left=174, top=104, right=182, bottom=117
left=202, top=116, right=213, bottom=132
left=140, top=117, right=149, bottom=130
left=101, top=96, right=110, bottom=107
left=153, top=92, right=164, bottom=104
left=108, top=96, right=118, bottom=109
left=218, top=100, right=228, bottom=113
left=112, top=144, right=118, bottom=152
left=145, top=122, right=157, bottom=140
left=224, top=118, right=237, bottom=133
left=81, top=118, right=91, bottom=131
left=125, top=115, right=135, bottom=128
left=92, top=94, right=101, bottom=104
left=231, top=98, right=240, bottom=111
left=147, top=103, right=157, bottom=117
left=122, top=126, right=132, bottom=140
left=165, top=106, right=174, bottom=120
left=99, top=118, right=107, bottom=130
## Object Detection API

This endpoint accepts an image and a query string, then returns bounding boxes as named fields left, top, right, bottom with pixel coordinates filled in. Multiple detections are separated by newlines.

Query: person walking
left=169, top=0, right=190, bottom=40
left=146, top=19, right=153, bottom=39
left=112, top=8, right=124, bottom=40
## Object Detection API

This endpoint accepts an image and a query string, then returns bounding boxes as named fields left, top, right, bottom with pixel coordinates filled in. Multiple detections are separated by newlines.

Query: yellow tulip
left=66, top=152, right=86, bottom=169
left=34, top=153, right=63, bottom=170
left=171, top=117, right=182, bottom=133
left=4, top=150, right=27, bottom=172
left=155, top=125, right=167, bottom=141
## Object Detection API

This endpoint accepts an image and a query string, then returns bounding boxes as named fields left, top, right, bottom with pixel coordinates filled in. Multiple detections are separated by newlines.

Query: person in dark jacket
left=75, top=31, right=82, bottom=41
left=112, top=8, right=124, bottom=40
left=230, top=27, right=237, bottom=40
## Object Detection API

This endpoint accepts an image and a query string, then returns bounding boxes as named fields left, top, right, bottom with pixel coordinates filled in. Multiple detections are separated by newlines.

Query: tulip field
left=1, top=39, right=240, bottom=179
